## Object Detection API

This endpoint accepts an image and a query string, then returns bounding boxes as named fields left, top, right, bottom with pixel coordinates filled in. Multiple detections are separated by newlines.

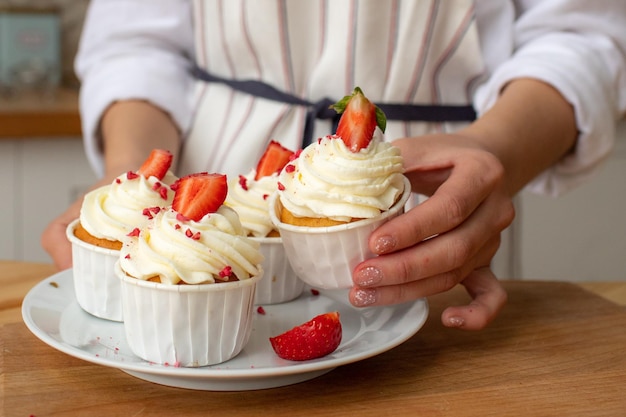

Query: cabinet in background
left=0, top=137, right=95, bottom=262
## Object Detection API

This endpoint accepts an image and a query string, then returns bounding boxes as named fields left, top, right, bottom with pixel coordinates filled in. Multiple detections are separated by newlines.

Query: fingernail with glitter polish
left=374, top=235, right=396, bottom=254
left=354, top=266, right=383, bottom=287
left=353, top=288, right=378, bottom=307
left=446, top=316, right=465, bottom=328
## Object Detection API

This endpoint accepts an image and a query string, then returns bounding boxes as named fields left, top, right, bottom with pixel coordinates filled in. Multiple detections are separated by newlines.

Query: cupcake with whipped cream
left=269, top=88, right=411, bottom=289
left=226, top=140, right=304, bottom=304
left=66, top=149, right=177, bottom=321
left=117, top=172, right=263, bottom=367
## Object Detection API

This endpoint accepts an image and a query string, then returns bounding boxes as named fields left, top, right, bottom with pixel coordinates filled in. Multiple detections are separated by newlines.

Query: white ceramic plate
left=22, top=269, right=428, bottom=391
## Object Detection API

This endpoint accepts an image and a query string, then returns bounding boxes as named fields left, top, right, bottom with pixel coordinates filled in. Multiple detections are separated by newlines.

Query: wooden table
left=2, top=261, right=626, bottom=416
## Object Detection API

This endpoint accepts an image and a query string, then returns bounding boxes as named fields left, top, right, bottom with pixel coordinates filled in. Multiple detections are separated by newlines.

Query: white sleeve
left=75, top=0, right=195, bottom=177
left=473, top=0, right=626, bottom=196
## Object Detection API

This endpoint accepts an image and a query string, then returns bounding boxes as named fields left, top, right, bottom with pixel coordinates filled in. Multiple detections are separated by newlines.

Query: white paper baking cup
left=269, top=176, right=412, bottom=289
left=115, top=262, right=262, bottom=367
left=66, top=219, right=123, bottom=322
left=251, top=236, right=304, bottom=305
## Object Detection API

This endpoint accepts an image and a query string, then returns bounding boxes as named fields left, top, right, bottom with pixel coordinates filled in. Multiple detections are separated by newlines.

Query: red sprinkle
left=257, top=306, right=266, bottom=315
left=115, top=178, right=122, bottom=184
left=311, top=288, right=320, bottom=296
left=127, top=228, right=140, bottom=237
left=238, top=175, right=248, bottom=191
left=159, top=187, right=168, bottom=200
left=126, top=171, right=139, bottom=180
left=152, top=181, right=162, bottom=191
left=262, top=194, right=269, bottom=200
left=124, top=254, right=131, bottom=259
left=142, top=208, right=154, bottom=219
left=176, top=213, right=189, bottom=222
left=174, top=223, right=181, bottom=230
left=289, top=149, right=302, bottom=160
left=219, top=265, right=232, bottom=278
left=285, top=164, right=295, bottom=173
left=185, top=228, right=193, bottom=238
left=277, top=182, right=285, bottom=191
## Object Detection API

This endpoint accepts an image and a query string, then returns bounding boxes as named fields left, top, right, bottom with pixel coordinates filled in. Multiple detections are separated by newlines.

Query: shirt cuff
left=473, top=33, right=619, bottom=197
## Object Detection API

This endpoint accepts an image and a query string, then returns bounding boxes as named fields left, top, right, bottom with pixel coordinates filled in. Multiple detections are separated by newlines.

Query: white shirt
left=76, top=0, right=626, bottom=197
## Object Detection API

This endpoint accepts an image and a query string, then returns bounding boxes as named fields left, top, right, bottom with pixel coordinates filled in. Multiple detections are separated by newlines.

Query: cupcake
left=225, top=140, right=305, bottom=305
left=269, top=87, right=411, bottom=289
left=117, top=172, right=264, bottom=367
left=66, top=149, right=177, bottom=321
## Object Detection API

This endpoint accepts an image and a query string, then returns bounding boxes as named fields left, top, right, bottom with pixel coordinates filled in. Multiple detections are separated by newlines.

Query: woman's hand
left=348, top=133, right=513, bottom=330
left=41, top=197, right=82, bottom=271
left=348, top=78, right=578, bottom=330
left=41, top=177, right=112, bottom=270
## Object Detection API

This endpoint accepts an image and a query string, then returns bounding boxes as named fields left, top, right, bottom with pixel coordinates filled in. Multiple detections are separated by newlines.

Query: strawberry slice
left=172, top=172, right=227, bottom=221
left=137, top=149, right=173, bottom=180
left=255, top=140, right=295, bottom=180
left=331, top=87, right=386, bottom=152
left=269, top=312, right=342, bottom=361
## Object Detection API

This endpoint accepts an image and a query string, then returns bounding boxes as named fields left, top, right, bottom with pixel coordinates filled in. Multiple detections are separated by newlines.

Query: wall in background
left=0, top=138, right=96, bottom=262
left=519, top=122, right=626, bottom=281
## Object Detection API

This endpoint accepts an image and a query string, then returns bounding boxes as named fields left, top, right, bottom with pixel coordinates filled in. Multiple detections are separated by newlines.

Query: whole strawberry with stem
left=331, top=87, right=386, bottom=152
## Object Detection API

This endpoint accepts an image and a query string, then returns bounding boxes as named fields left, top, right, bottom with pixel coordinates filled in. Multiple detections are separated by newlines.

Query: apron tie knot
left=303, top=97, right=339, bottom=147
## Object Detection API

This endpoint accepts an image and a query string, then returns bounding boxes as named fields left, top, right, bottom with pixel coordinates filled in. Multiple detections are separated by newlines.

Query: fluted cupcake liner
left=269, top=176, right=412, bottom=289
left=251, top=236, right=304, bottom=305
left=66, top=219, right=123, bottom=322
left=115, top=262, right=262, bottom=367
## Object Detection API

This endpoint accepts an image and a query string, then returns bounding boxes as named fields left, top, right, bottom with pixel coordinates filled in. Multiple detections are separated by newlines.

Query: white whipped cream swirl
left=277, top=130, right=405, bottom=221
left=79, top=171, right=177, bottom=242
left=225, top=171, right=277, bottom=237
left=119, top=206, right=263, bottom=285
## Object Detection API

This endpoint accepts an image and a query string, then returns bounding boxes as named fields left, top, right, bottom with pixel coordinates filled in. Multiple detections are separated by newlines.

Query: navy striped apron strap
left=191, top=65, right=476, bottom=146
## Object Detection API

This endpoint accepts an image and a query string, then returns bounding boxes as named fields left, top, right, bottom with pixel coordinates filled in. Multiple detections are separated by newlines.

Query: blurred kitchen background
left=1, top=1, right=625, bottom=282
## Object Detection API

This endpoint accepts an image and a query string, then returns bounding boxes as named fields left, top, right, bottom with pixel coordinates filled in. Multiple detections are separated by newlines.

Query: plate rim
left=21, top=269, right=428, bottom=383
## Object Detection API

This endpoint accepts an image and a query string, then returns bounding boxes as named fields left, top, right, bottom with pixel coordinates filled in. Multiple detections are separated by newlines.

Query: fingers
left=350, top=233, right=501, bottom=305
left=348, top=134, right=514, bottom=330
left=350, top=269, right=469, bottom=307
left=355, top=226, right=501, bottom=285
left=41, top=198, right=82, bottom=270
left=349, top=182, right=512, bottom=330
left=440, top=267, right=507, bottom=330
left=370, top=149, right=505, bottom=256
left=41, top=222, right=73, bottom=270
left=349, top=265, right=507, bottom=331
left=354, top=181, right=513, bottom=291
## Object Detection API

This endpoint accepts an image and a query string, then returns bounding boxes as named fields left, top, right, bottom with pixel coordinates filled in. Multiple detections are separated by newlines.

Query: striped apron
left=181, top=0, right=518, bottom=278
